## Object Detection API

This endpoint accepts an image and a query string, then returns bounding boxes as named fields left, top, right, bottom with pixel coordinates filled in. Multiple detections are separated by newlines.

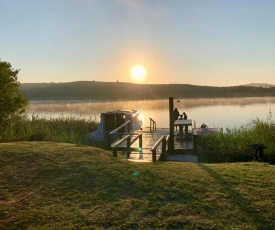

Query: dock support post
left=160, top=138, right=167, bottom=161
left=152, top=150, right=156, bottom=162
left=193, top=135, right=198, bottom=155
left=139, top=134, right=142, bottom=149
left=126, top=136, right=131, bottom=158
left=107, top=132, right=111, bottom=149
left=168, top=97, right=174, bottom=153
left=113, top=149, right=117, bottom=157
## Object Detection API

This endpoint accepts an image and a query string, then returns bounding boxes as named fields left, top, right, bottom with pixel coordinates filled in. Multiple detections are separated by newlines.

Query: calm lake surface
left=27, top=97, right=275, bottom=130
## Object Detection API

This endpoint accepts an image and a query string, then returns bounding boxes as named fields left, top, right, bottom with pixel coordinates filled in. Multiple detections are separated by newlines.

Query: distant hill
left=242, top=83, right=275, bottom=88
left=19, top=81, right=275, bottom=100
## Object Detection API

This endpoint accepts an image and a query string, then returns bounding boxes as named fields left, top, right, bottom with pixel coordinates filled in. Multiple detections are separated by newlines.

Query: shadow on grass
left=198, top=164, right=274, bottom=230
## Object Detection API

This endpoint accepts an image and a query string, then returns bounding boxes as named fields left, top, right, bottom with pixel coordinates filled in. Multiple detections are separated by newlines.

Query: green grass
left=0, top=142, right=274, bottom=229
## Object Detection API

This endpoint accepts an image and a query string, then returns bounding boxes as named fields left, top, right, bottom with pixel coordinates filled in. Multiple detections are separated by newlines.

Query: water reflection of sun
left=130, top=65, right=147, bottom=83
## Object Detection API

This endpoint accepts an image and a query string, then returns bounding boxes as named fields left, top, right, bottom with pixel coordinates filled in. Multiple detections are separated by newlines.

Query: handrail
left=132, top=111, right=140, bottom=118
left=150, top=135, right=167, bottom=162
left=166, top=135, right=170, bottom=151
left=111, top=135, right=131, bottom=158
left=160, top=135, right=170, bottom=160
left=192, top=120, right=197, bottom=135
left=109, top=120, right=131, bottom=135
left=111, top=134, right=142, bottom=158
left=130, top=133, right=142, bottom=146
left=111, top=135, right=131, bottom=148
left=191, top=120, right=198, bottom=154
left=108, top=120, right=131, bottom=148
left=149, top=118, right=156, bottom=131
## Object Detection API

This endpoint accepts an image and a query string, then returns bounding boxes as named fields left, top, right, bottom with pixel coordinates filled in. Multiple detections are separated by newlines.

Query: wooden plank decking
left=112, top=128, right=198, bottom=162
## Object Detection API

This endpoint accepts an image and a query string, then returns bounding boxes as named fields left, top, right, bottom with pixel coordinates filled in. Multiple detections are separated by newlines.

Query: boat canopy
left=90, top=110, right=142, bottom=140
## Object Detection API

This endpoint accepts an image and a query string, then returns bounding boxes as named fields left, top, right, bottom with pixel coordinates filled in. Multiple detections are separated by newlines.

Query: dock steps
left=111, top=128, right=197, bottom=162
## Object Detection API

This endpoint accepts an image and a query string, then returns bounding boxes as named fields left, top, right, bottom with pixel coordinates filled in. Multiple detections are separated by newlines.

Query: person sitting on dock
left=173, top=108, right=180, bottom=130
left=183, top=112, right=187, bottom=120
left=182, top=112, right=188, bottom=134
left=178, top=114, right=184, bottom=134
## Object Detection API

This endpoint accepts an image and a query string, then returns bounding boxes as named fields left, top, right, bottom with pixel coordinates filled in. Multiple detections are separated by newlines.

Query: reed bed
left=198, top=114, right=275, bottom=163
left=0, top=115, right=98, bottom=145
left=1, top=114, right=275, bottom=163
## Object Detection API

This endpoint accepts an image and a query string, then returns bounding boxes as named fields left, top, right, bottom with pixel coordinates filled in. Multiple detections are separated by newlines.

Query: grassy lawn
left=0, top=142, right=274, bottom=229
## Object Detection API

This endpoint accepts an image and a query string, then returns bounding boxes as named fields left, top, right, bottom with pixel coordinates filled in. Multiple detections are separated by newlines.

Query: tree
left=0, top=60, right=29, bottom=128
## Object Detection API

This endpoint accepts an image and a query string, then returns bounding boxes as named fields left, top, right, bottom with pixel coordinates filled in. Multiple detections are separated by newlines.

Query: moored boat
left=90, top=110, right=142, bottom=140
left=196, top=123, right=221, bottom=134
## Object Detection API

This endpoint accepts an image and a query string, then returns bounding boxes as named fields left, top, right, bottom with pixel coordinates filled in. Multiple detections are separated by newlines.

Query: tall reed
left=2, top=114, right=275, bottom=163
left=198, top=113, right=275, bottom=163
left=0, top=115, right=98, bottom=145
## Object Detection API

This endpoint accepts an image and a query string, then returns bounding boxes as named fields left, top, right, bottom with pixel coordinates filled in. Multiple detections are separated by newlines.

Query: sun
left=130, top=65, right=147, bottom=82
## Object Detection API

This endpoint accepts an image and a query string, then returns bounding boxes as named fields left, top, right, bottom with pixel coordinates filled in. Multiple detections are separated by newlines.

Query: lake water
left=27, top=97, right=275, bottom=130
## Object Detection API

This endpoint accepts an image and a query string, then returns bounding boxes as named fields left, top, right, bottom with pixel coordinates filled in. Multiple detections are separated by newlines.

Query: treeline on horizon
left=19, top=81, right=275, bottom=100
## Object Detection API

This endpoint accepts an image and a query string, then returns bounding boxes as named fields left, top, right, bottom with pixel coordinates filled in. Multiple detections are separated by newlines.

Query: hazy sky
left=1, top=0, right=275, bottom=86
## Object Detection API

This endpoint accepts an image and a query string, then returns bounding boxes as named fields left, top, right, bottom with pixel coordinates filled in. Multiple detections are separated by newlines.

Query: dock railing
left=150, top=135, right=167, bottom=162
left=107, top=120, right=131, bottom=148
left=149, top=118, right=156, bottom=131
left=192, top=120, right=197, bottom=135
left=111, top=133, right=142, bottom=158
left=192, top=120, right=198, bottom=154
left=165, top=135, right=170, bottom=154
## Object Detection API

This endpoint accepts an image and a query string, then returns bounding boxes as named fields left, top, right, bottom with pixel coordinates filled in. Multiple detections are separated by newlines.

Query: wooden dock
left=111, top=127, right=198, bottom=163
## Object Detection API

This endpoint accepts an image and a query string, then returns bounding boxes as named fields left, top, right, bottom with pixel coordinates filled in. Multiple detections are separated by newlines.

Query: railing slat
left=150, top=135, right=167, bottom=162
left=111, top=135, right=131, bottom=148
left=151, top=136, right=166, bottom=151
left=149, top=118, right=156, bottom=131
left=109, top=120, right=131, bottom=135
left=111, top=133, right=143, bottom=158
left=130, top=133, right=142, bottom=145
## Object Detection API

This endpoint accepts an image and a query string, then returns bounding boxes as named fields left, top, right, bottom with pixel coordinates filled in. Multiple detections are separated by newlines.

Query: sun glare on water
left=130, top=65, right=147, bottom=83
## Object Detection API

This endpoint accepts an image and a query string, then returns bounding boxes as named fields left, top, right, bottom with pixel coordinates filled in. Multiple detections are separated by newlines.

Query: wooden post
left=161, top=138, right=166, bottom=161
left=127, top=136, right=131, bottom=158
left=113, top=149, right=117, bottom=157
left=185, top=125, right=188, bottom=135
left=107, top=132, right=111, bottom=149
left=168, top=97, right=174, bottom=153
left=139, top=134, right=142, bottom=148
left=193, top=135, right=198, bottom=155
left=152, top=150, right=156, bottom=162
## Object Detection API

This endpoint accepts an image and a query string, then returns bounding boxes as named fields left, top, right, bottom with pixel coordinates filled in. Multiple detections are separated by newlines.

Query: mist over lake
left=27, top=97, right=275, bottom=130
